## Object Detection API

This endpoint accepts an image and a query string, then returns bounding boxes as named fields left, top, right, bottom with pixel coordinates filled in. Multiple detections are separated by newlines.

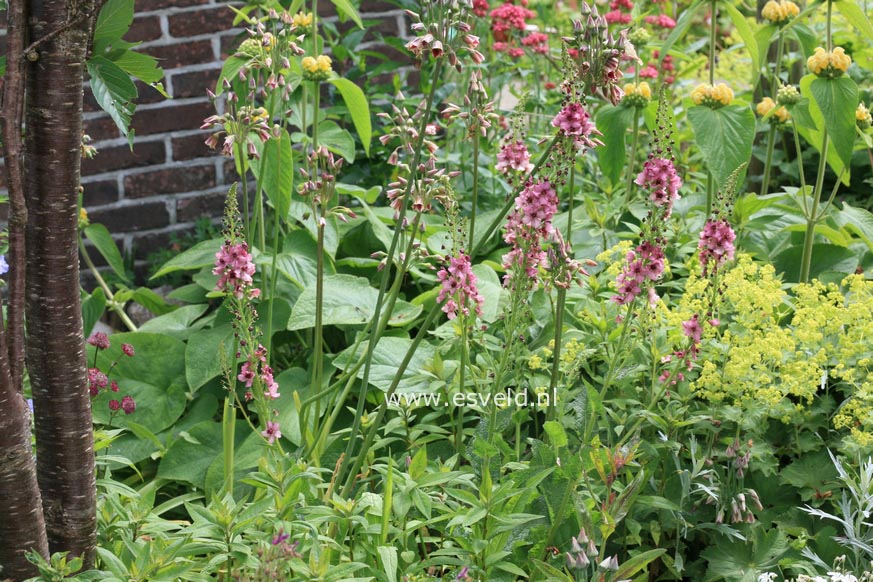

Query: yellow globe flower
left=622, top=81, right=651, bottom=108
left=692, top=82, right=733, bottom=109
left=756, top=97, right=790, bottom=123
left=762, top=0, right=799, bottom=24
left=292, top=11, right=314, bottom=29
left=858, top=103, right=872, bottom=129
left=302, top=54, right=332, bottom=81
left=807, top=46, right=852, bottom=77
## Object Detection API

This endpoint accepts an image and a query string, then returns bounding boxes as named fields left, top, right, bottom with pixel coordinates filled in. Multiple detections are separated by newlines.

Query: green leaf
left=89, top=333, right=187, bottom=434
left=595, top=104, right=635, bottom=186
left=785, top=98, right=816, bottom=129
left=0, top=56, right=7, bottom=78
left=377, top=547, right=398, bottom=582
left=722, top=3, right=760, bottom=86
left=260, top=230, right=328, bottom=289
left=87, top=56, right=137, bottom=145
left=835, top=0, right=873, bottom=37
left=329, top=78, right=371, bottom=156
left=658, top=0, right=703, bottom=64
left=702, top=529, right=788, bottom=582
left=257, top=129, right=293, bottom=219
left=288, top=274, right=422, bottom=330
left=330, top=0, right=363, bottom=28
left=84, top=223, right=130, bottom=283
left=82, top=288, right=107, bottom=338
left=614, top=548, right=667, bottom=581
left=94, top=0, right=134, bottom=44
left=139, top=304, right=209, bottom=340
left=131, top=287, right=175, bottom=316
left=808, top=75, right=859, bottom=170
left=158, top=421, right=223, bottom=488
left=471, top=264, right=502, bottom=323
left=215, top=56, right=249, bottom=95
left=835, top=202, right=873, bottom=250
left=332, top=336, right=436, bottom=393
left=150, top=238, right=222, bottom=280
left=318, top=120, right=356, bottom=163
left=186, top=324, right=234, bottom=391
left=687, top=105, right=755, bottom=186
left=543, top=421, right=568, bottom=448
left=773, top=243, right=858, bottom=282
left=111, top=50, right=163, bottom=84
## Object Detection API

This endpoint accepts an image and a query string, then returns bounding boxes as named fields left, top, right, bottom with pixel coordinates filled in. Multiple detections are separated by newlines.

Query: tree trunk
left=0, top=0, right=50, bottom=579
left=25, top=0, right=99, bottom=566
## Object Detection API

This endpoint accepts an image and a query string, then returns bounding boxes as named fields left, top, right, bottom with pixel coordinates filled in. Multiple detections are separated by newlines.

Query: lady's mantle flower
left=496, top=140, right=533, bottom=174
left=807, top=47, right=851, bottom=77
left=761, top=0, right=799, bottom=24
left=622, top=82, right=651, bottom=108
left=691, top=83, right=733, bottom=108
left=214, top=241, right=257, bottom=299
left=301, top=55, right=332, bottom=81
left=635, top=157, right=682, bottom=208
left=262, top=421, right=282, bottom=444
left=857, top=103, right=872, bottom=129
left=437, top=253, right=484, bottom=320
left=756, top=97, right=790, bottom=123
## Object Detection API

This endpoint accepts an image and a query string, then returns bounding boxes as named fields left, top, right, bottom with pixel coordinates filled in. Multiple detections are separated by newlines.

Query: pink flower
left=473, top=0, right=489, bottom=16
left=635, top=157, right=682, bottom=209
left=108, top=399, right=121, bottom=412
left=110, top=380, right=119, bottom=393
left=698, top=219, right=736, bottom=272
left=437, top=253, right=484, bottom=320
left=521, top=32, right=549, bottom=54
left=121, top=395, right=136, bottom=414
left=262, top=367, right=281, bottom=399
left=552, top=102, right=600, bottom=149
left=508, top=47, right=524, bottom=58
left=262, top=421, right=282, bottom=444
left=214, top=241, right=256, bottom=299
left=682, top=315, right=703, bottom=343
left=605, top=10, right=631, bottom=23
left=238, top=361, right=256, bottom=388
left=88, top=368, right=109, bottom=396
left=639, top=65, right=659, bottom=78
left=645, top=13, right=676, bottom=28
left=496, top=140, right=534, bottom=174
left=503, top=180, right=559, bottom=283
left=121, top=343, right=135, bottom=357
left=87, top=332, right=110, bottom=350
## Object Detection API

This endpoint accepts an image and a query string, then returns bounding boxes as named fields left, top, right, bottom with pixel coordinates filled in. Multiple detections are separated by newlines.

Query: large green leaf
left=139, top=304, right=210, bottom=340
left=258, top=128, right=293, bottom=219
left=318, top=120, right=356, bottom=163
left=702, top=529, right=788, bottom=582
left=287, top=274, right=422, bottom=330
left=687, top=105, right=755, bottom=186
left=258, top=230, right=330, bottom=289
left=808, top=75, right=859, bottom=170
left=329, top=78, right=371, bottom=156
left=94, top=0, right=134, bottom=45
left=150, top=238, right=222, bottom=280
left=185, top=323, right=234, bottom=391
left=90, top=333, right=187, bottom=434
left=797, top=74, right=856, bottom=184
left=595, top=104, right=635, bottom=187
left=158, top=421, right=223, bottom=488
left=773, top=243, right=858, bottom=282
left=112, top=50, right=163, bottom=84
left=87, top=56, right=137, bottom=144
left=332, top=336, right=436, bottom=393
left=81, top=288, right=107, bottom=338
left=84, top=223, right=130, bottom=284
left=835, top=202, right=873, bottom=251
left=835, top=0, right=873, bottom=37
left=471, top=264, right=503, bottom=323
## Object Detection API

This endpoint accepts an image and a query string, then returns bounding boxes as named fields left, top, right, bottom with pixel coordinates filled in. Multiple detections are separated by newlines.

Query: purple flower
left=121, top=343, right=135, bottom=357
left=496, top=140, right=533, bottom=174
left=272, top=530, right=290, bottom=545
left=262, top=421, right=281, bottom=444
left=698, top=218, right=736, bottom=273
left=635, top=157, right=682, bottom=210
left=437, top=253, right=484, bottom=320
left=0, top=255, right=8, bottom=276
left=121, top=395, right=136, bottom=414
left=213, top=241, right=257, bottom=299
left=87, top=331, right=111, bottom=350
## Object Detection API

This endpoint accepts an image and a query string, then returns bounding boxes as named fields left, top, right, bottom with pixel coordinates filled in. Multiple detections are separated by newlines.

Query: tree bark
left=25, top=0, right=100, bottom=566
left=0, top=0, right=50, bottom=579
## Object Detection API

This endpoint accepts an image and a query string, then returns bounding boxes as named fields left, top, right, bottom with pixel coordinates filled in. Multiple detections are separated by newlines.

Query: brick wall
left=1, top=0, right=411, bottom=278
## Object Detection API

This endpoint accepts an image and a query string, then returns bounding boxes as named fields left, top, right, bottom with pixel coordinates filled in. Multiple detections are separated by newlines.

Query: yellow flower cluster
left=807, top=47, right=852, bottom=78
left=691, top=83, right=733, bottom=109
left=761, top=0, right=799, bottom=24
left=756, top=97, right=791, bottom=124
left=302, top=55, right=332, bottom=81
left=857, top=103, right=872, bottom=129
left=292, top=12, right=314, bottom=29
left=622, top=82, right=652, bottom=109
left=78, top=207, right=90, bottom=230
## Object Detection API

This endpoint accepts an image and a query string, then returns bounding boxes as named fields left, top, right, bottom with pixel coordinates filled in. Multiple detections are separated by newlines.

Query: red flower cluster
left=86, top=332, right=137, bottom=416
left=605, top=0, right=632, bottom=24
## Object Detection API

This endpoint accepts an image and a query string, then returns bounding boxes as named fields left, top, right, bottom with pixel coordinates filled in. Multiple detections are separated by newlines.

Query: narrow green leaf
left=835, top=0, right=873, bottom=38
left=808, top=75, right=859, bottom=170
left=722, top=3, right=760, bottom=86
left=94, top=0, right=134, bottom=44
left=329, top=77, right=371, bottom=156
left=330, top=0, right=363, bottom=28
left=658, top=0, right=703, bottom=65
left=84, top=223, right=130, bottom=283
left=258, top=128, right=293, bottom=219
left=687, top=105, right=755, bottom=186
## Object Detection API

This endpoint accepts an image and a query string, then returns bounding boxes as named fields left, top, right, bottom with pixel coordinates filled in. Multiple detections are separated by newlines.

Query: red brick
left=172, top=132, right=216, bottom=161
left=82, top=141, right=165, bottom=176
left=143, top=40, right=215, bottom=69
left=124, top=164, right=216, bottom=198
left=176, top=191, right=226, bottom=222
left=128, top=15, right=162, bottom=42
left=130, top=100, right=214, bottom=135
left=82, top=179, right=119, bottom=206
left=135, top=79, right=168, bottom=104
left=88, top=201, right=170, bottom=232
left=137, top=0, right=208, bottom=10
left=168, top=6, right=237, bottom=37
left=219, top=32, right=244, bottom=59
left=131, top=228, right=181, bottom=260
left=171, top=68, right=220, bottom=99
left=84, top=115, right=121, bottom=142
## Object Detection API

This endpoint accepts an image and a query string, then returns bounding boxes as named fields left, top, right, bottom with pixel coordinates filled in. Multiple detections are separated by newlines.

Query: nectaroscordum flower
left=756, top=97, right=790, bottom=123
left=691, top=83, right=733, bottom=108
left=761, top=0, right=799, bottom=24
left=807, top=46, right=851, bottom=77
left=857, top=103, right=872, bottom=129
left=622, top=82, right=651, bottom=108
left=301, top=55, right=332, bottom=81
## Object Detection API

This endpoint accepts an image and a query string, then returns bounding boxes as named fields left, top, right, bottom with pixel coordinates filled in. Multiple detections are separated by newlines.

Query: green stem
left=468, top=131, right=480, bottom=251
left=800, top=130, right=828, bottom=283
left=705, top=171, right=714, bottom=217
left=623, top=113, right=641, bottom=208
left=311, top=221, right=326, bottom=424
left=708, top=0, right=717, bottom=85
left=760, top=124, right=777, bottom=196
left=222, top=395, right=236, bottom=495
left=78, top=237, right=138, bottom=332
left=455, top=322, right=469, bottom=454
left=546, top=287, right=566, bottom=421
